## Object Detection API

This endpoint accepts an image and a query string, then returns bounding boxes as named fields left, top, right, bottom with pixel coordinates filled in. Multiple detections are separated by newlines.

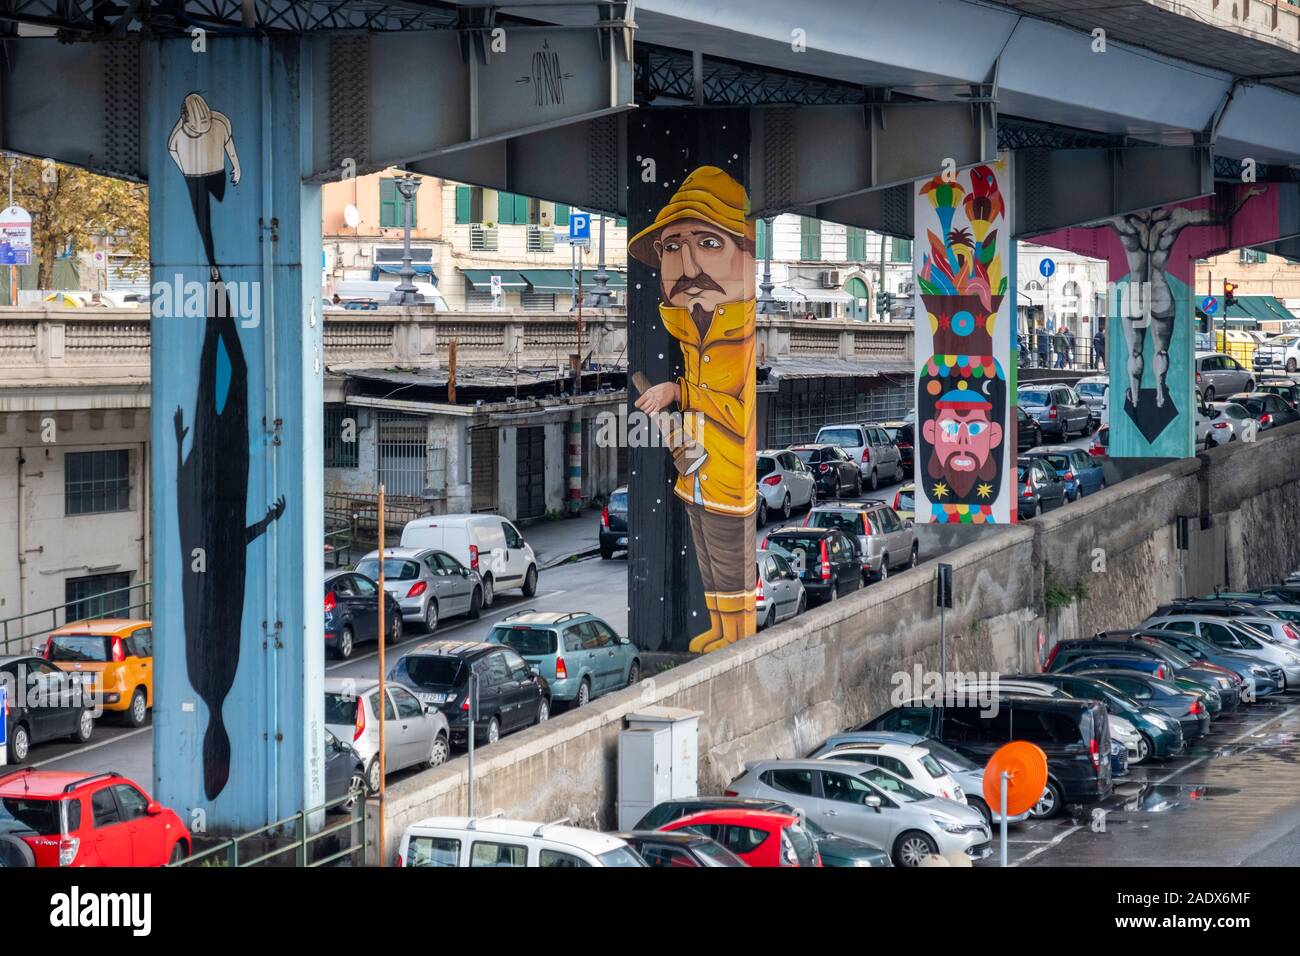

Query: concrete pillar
left=626, top=109, right=756, bottom=653
left=567, top=417, right=582, bottom=514
left=148, top=37, right=324, bottom=833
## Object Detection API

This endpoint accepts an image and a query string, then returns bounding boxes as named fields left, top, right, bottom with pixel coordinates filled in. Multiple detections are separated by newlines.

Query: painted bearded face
left=922, top=401, right=1003, bottom=499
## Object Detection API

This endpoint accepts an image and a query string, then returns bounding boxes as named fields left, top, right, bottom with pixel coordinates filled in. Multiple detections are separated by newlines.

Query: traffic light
left=877, top=292, right=894, bottom=316
left=1224, top=279, right=1237, bottom=308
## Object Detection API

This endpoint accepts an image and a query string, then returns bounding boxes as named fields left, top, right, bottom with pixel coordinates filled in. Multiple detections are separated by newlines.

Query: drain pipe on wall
left=15, top=447, right=26, bottom=619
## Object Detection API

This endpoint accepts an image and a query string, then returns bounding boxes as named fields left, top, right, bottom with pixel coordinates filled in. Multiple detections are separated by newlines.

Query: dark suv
left=879, top=421, right=915, bottom=479
left=388, top=640, right=551, bottom=747
left=761, top=527, right=861, bottom=605
left=788, top=444, right=862, bottom=498
left=861, top=696, right=1113, bottom=818
left=599, top=487, right=629, bottom=560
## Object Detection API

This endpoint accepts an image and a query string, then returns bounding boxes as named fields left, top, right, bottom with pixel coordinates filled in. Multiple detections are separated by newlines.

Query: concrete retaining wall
left=371, top=422, right=1300, bottom=863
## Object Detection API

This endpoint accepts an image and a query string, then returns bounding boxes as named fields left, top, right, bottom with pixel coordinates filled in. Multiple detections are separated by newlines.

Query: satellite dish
left=983, top=740, right=1049, bottom=817
left=343, top=204, right=360, bottom=228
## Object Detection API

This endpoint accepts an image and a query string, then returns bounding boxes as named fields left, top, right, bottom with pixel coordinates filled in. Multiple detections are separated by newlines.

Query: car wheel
left=1288, top=358, right=1298, bottom=373
left=0, top=834, right=35, bottom=867
left=780, top=494, right=791, bottom=522
left=522, top=565, right=538, bottom=597
left=756, top=497, right=768, bottom=527
left=868, top=468, right=878, bottom=491
left=428, top=733, right=449, bottom=768
left=71, top=709, right=94, bottom=744
left=424, top=600, right=439, bottom=633
left=575, top=679, right=591, bottom=708
left=853, top=474, right=863, bottom=497
left=485, top=716, right=500, bottom=745
left=969, top=797, right=993, bottom=831
left=468, top=588, right=483, bottom=620
left=626, top=660, right=641, bottom=687
left=365, top=757, right=381, bottom=794
left=535, top=698, right=550, bottom=725
left=1245, top=379, right=1255, bottom=392
left=600, top=546, right=614, bottom=560
left=481, top=575, right=495, bottom=607
left=909, top=543, right=919, bottom=569
left=126, top=687, right=148, bottom=727
left=8, top=724, right=29, bottom=764
left=796, top=593, right=807, bottom=615
left=1136, top=733, right=1153, bottom=765
left=1203, top=386, right=1215, bottom=402
left=387, top=610, right=402, bottom=645
left=893, top=830, right=939, bottom=868
left=1029, top=780, right=1063, bottom=819
left=878, top=559, right=888, bottom=582
left=169, top=841, right=188, bottom=865
left=827, top=582, right=839, bottom=603
left=337, top=626, right=354, bottom=660
left=763, top=605, right=776, bottom=630
left=343, top=770, right=366, bottom=811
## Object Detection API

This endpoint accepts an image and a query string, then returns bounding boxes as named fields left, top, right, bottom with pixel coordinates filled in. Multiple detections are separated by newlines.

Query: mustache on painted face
left=671, top=272, right=725, bottom=300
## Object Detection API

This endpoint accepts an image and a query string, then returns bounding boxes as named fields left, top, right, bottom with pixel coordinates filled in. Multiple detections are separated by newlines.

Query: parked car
left=1047, top=638, right=1229, bottom=701
left=1226, top=391, right=1300, bottom=431
left=1012, top=673, right=1185, bottom=763
left=789, top=443, right=862, bottom=498
left=659, top=808, right=821, bottom=867
left=631, top=795, right=892, bottom=867
left=1196, top=351, right=1254, bottom=402
left=1017, top=456, right=1067, bottom=518
left=1195, top=331, right=1215, bottom=353
left=1197, top=402, right=1235, bottom=448
left=725, top=759, right=990, bottom=866
left=356, top=547, right=483, bottom=633
left=892, top=483, right=915, bottom=522
left=756, top=450, right=817, bottom=526
left=485, top=610, right=639, bottom=708
left=0, top=656, right=96, bottom=763
left=397, top=817, right=645, bottom=867
left=399, top=513, right=538, bottom=606
left=1208, top=401, right=1259, bottom=441
left=1074, top=375, right=1109, bottom=426
left=43, top=619, right=153, bottom=727
left=323, top=728, right=367, bottom=812
left=1254, top=376, right=1300, bottom=409
left=761, top=526, right=862, bottom=605
left=1018, top=384, right=1091, bottom=439
left=613, top=830, right=745, bottom=867
left=324, top=569, right=404, bottom=660
left=1196, top=592, right=1300, bottom=627
left=860, top=696, right=1113, bottom=818
left=1251, top=331, right=1300, bottom=373
left=809, top=742, right=965, bottom=803
left=804, top=500, right=918, bottom=582
left=1089, top=422, right=1109, bottom=458
left=755, top=547, right=807, bottom=629
left=323, top=676, right=451, bottom=792
left=1122, top=625, right=1270, bottom=701
left=880, top=421, right=916, bottom=478
left=1141, top=615, right=1300, bottom=689
left=0, top=769, right=190, bottom=866
left=814, top=422, right=904, bottom=490
left=1150, top=601, right=1299, bottom=648
left=1064, top=669, right=1209, bottom=741
left=599, top=487, right=629, bottom=559
left=1023, top=446, right=1106, bottom=500
left=1016, top=405, right=1044, bottom=452
left=388, top=640, right=550, bottom=747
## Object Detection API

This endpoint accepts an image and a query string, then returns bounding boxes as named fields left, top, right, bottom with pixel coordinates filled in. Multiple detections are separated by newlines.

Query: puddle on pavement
left=1122, top=783, right=1238, bottom=814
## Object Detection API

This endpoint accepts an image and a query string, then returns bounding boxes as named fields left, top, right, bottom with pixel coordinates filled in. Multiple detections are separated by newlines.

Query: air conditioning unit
left=820, top=269, right=840, bottom=288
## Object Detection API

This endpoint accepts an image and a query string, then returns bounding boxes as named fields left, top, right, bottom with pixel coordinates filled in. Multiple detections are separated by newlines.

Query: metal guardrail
left=0, top=581, right=152, bottom=656
left=171, top=791, right=368, bottom=868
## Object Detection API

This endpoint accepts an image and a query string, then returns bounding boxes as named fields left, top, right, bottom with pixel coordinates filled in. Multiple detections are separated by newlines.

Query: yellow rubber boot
left=688, top=592, right=724, bottom=653
left=698, top=591, right=755, bottom=654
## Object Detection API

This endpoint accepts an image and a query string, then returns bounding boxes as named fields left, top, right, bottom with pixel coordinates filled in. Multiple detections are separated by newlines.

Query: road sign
left=0, top=243, right=29, bottom=265
left=1201, top=295, right=1219, bottom=315
left=1038, top=258, right=1056, bottom=279
left=490, top=274, right=502, bottom=297
left=569, top=211, right=591, bottom=242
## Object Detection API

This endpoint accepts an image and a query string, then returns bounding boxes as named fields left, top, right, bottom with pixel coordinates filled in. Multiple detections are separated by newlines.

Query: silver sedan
left=356, top=547, right=483, bottom=633
left=756, top=450, right=817, bottom=526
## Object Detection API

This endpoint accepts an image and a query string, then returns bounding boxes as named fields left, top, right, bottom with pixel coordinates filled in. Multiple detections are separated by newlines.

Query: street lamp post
left=388, top=175, right=424, bottom=306
left=757, top=217, right=778, bottom=315
left=588, top=213, right=613, bottom=309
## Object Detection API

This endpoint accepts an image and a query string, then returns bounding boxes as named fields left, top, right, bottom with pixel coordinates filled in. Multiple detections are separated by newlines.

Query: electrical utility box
left=626, top=707, right=701, bottom=797
left=617, top=727, right=671, bottom=830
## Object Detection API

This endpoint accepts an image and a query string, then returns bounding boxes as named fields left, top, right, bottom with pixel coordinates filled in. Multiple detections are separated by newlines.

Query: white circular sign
left=343, top=204, right=360, bottom=228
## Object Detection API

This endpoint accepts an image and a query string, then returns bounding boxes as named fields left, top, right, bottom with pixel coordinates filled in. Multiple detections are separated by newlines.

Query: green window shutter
left=846, top=227, right=866, bottom=261
left=800, top=217, right=821, bottom=260
left=379, top=178, right=400, bottom=228
left=554, top=203, right=570, bottom=227
left=756, top=219, right=769, bottom=260
left=455, top=185, right=473, bottom=224
left=616, top=217, right=627, bottom=227
left=515, top=194, right=530, bottom=225
left=497, top=191, right=515, bottom=224
left=891, top=238, right=913, bottom=262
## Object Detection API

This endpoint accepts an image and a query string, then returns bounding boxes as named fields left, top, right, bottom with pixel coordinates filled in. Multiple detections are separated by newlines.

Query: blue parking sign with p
left=569, top=212, right=591, bottom=241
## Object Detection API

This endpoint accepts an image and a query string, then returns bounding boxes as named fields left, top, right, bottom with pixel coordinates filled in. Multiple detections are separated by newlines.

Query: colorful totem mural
left=1033, top=183, right=1285, bottom=459
left=913, top=161, right=1015, bottom=524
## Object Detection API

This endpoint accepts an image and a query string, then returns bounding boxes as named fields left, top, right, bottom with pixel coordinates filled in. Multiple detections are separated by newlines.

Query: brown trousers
left=686, top=504, right=756, bottom=653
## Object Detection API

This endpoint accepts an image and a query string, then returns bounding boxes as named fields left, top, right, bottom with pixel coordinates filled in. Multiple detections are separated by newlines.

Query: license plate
left=616, top=536, right=627, bottom=546
left=416, top=692, right=446, bottom=705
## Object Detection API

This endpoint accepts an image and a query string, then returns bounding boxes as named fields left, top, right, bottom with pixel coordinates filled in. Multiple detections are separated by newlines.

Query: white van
left=399, top=513, right=538, bottom=606
left=330, top=279, right=449, bottom=311
left=397, top=816, right=646, bottom=867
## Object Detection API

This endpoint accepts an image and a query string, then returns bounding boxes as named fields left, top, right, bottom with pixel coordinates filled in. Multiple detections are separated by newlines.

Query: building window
left=845, top=226, right=867, bottom=262
left=1240, top=248, right=1267, bottom=264
left=521, top=292, right=557, bottom=312
left=467, top=289, right=496, bottom=309
left=527, top=225, right=555, bottom=252
left=890, top=238, right=913, bottom=262
left=65, top=572, right=132, bottom=623
left=455, top=185, right=484, bottom=224
left=380, top=178, right=416, bottom=229
left=470, top=223, right=498, bottom=252
left=800, top=217, right=821, bottom=260
left=552, top=204, right=570, bottom=227
left=324, top=405, right=360, bottom=468
left=497, top=191, right=533, bottom=225
left=65, top=449, right=131, bottom=516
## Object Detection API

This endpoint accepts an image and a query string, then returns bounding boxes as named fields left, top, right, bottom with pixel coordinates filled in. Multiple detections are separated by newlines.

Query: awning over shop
left=1196, top=295, right=1295, bottom=328
left=519, top=269, right=627, bottom=293
left=771, top=286, right=855, bottom=305
left=461, top=269, right=528, bottom=289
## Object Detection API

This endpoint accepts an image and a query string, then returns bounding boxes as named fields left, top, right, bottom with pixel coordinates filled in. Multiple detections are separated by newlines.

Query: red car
left=0, top=769, right=190, bottom=867
left=658, top=808, right=821, bottom=867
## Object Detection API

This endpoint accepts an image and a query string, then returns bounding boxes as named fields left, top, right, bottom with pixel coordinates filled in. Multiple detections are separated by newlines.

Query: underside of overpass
left=5, top=0, right=1300, bottom=834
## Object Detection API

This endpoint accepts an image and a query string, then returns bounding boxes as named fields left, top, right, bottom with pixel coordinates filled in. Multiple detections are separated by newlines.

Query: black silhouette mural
left=168, top=92, right=285, bottom=799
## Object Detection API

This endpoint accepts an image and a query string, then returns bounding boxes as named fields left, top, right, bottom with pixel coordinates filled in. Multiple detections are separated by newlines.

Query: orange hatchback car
left=43, top=620, right=153, bottom=727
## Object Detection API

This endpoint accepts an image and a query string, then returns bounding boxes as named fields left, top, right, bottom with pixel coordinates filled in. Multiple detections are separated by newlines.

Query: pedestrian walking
left=1065, top=328, right=1076, bottom=368
left=1052, top=328, right=1067, bottom=369
left=1036, top=325, right=1050, bottom=368
left=1093, top=328, right=1105, bottom=371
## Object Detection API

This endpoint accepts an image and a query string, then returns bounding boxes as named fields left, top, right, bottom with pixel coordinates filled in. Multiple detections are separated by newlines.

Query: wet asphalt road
left=982, top=690, right=1300, bottom=867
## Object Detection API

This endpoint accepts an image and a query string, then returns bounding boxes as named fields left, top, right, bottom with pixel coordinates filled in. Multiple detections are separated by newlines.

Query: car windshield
left=403, top=656, right=464, bottom=688
left=1076, top=382, right=1106, bottom=397
left=818, top=428, right=861, bottom=447
left=1151, top=643, right=1194, bottom=667
left=1016, top=465, right=1030, bottom=481
left=1238, top=398, right=1267, bottom=416
left=488, top=626, right=556, bottom=656
left=356, top=558, right=421, bottom=581
left=756, top=457, right=776, bottom=479
left=1020, top=390, right=1050, bottom=405
left=596, top=846, right=647, bottom=867
left=768, top=534, right=825, bottom=556
left=790, top=449, right=816, bottom=464
left=45, top=634, right=111, bottom=663
left=609, top=491, right=628, bottom=512
left=920, top=754, right=948, bottom=778
left=0, top=797, right=61, bottom=836
left=324, top=691, right=362, bottom=724
left=1042, top=454, right=1070, bottom=471
left=809, top=511, right=863, bottom=535
left=916, top=739, right=979, bottom=772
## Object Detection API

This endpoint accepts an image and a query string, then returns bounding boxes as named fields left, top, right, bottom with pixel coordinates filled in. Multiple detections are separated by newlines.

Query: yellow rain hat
left=628, top=165, right=754, bottom=266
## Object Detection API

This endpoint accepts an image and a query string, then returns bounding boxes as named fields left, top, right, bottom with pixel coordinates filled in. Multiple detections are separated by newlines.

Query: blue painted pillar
left=149, top=36, right=324, bottom=833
